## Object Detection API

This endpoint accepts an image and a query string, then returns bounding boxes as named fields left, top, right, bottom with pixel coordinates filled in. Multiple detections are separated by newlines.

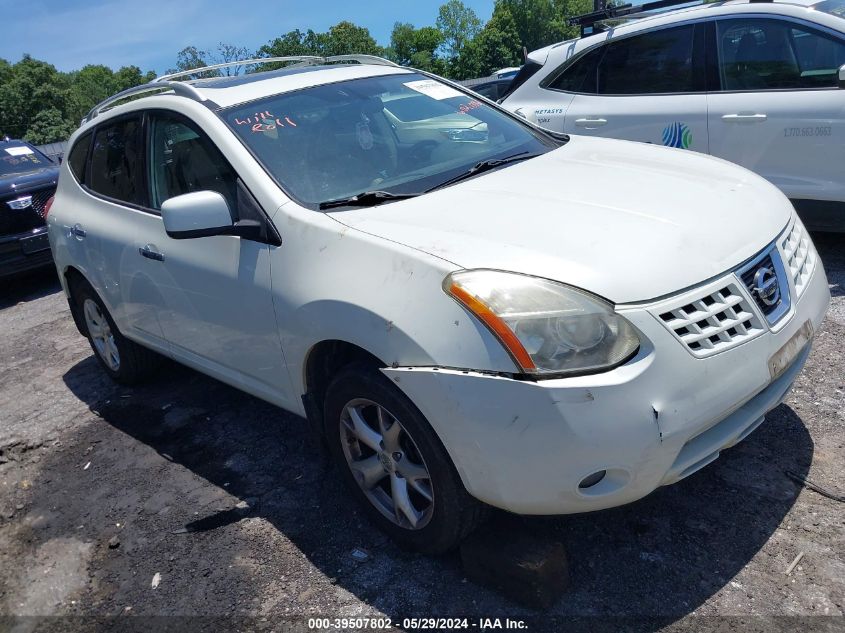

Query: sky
left=0, top=0, right=495, bottom=75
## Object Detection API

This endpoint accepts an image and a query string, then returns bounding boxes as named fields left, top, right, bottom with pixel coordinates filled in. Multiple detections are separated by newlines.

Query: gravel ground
left=0, top=234, right=843, bottom=633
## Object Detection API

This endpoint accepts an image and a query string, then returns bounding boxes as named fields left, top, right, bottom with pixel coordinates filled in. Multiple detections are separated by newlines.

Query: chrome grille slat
left=781, top=218, right=815, bottom=298
left=656, top=281, right=765, bottom=356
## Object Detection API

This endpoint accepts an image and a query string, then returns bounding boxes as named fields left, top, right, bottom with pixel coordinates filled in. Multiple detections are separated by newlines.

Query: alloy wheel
left=339, top=398, right=434, bottom=530
left=83, top=298, right=120, bottom=371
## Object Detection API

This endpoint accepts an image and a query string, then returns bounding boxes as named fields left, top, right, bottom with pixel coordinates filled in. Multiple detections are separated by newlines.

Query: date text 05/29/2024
left=307, top=617, right=529, bottom=630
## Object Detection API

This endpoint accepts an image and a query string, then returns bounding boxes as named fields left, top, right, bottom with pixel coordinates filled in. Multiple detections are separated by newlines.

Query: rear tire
left=323, top=363, right=487, bottom=554
left=71, top=278, right=160, bottom=385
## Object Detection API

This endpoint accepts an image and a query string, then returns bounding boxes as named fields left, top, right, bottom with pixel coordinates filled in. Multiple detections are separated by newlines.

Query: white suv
left=502, top=0, right=845, bottom=231
left=48, top=56, right=830, bottom=553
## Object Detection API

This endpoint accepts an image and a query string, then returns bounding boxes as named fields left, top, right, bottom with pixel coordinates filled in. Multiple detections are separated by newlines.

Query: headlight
left=444, top=269, right=640, bottom=376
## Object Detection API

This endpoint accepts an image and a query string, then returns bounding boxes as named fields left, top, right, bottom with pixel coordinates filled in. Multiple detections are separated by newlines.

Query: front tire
left=323, top=363, right=486, bottom=553
left=71, top=279, right=160, bottom=385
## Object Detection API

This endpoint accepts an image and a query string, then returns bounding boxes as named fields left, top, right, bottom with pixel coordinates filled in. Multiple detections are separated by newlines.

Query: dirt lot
left=0, top=234, right=843, bottom=633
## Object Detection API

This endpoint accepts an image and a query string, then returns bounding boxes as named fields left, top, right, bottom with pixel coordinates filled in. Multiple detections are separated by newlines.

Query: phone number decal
left=784, top=126, right=832, bottom=137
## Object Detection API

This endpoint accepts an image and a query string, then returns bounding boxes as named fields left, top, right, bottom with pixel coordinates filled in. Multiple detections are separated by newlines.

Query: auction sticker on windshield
left=5, top=147, right=34, bottom=156
left=403, top=79, right=463, bottom=100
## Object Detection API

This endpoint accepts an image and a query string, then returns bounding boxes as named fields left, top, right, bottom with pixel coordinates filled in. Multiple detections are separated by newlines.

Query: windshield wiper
left=318, top=190, right=421, bottom=210
left=426, top=151, right=541, bottom=193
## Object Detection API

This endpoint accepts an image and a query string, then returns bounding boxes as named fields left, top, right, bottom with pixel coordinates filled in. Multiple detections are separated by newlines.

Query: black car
left=0, top=139, right=58, bottom=278
left=470, top=78, right=514, bottom=102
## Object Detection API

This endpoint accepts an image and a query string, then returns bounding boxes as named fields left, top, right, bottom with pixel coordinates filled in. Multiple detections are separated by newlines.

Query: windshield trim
left=216, top=70, right=568, bottom=211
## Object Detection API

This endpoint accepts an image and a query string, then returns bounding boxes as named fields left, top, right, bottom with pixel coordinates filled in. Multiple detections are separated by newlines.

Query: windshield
left=814, top=0, right=845, bottom=18
left=223, top=72, right=557, bottom=207
left=0, top=144, right=53, bottom=177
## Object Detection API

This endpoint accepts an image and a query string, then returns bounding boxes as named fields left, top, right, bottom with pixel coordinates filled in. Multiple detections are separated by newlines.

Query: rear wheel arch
left=63, top=266, right=91, bottom=337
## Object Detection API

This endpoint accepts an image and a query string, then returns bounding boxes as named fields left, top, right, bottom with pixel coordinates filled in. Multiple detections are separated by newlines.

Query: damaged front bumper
left=381, top=260, right=830, bottom=515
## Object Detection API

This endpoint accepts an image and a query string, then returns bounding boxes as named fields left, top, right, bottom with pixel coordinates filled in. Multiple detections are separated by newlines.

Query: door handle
left=722, top=113, right=767, bottom=123
left=139, top=244, right=165, bottom=262
left=70, top=224, right=86, bottom=239
left=575, top=117, right=608, bottom=128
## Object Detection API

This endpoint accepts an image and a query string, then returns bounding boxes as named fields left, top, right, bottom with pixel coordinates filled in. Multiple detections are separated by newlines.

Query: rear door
left=706, top=16, right=845, bottom=204
left=559, top=23, right=710, bottom=153
left=80, top=115, right=169, bottom=347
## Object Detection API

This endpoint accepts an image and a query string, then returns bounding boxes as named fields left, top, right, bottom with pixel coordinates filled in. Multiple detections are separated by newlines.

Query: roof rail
left=154, top=54, right=399, bottom=83
left=569, top=0, right=705, bottom=36
left=82, top=81, right=208, bottom=124
left=81, top=54, right=401, bottom=126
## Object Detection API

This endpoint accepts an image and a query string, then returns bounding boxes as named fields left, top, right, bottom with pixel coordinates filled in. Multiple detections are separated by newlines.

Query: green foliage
left=258, top=21, right=382, bottom=62
left=323, top=21, right=383, bottom=56
left=389, top=23, right=445, bottom=72
left=451, top=5, right=523, bottom=79
left=0, top=55, right=155, bottom=144
left=494, top=0, right=589, bottom=53
left=436, top=0, right=482, bottom=59
left=23, top=107, right=77, bottom=145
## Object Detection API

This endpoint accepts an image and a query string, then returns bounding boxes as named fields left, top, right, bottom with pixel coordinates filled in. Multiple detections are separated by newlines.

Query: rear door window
left=544, top=24, right=699, bottom=94
left=88, top=117, right=145, bottom=206
left=545, top=45, right=606, bottom=93
left=599, top=24, right=698, bottom=94
left=717, top=18, right=845, bottom=89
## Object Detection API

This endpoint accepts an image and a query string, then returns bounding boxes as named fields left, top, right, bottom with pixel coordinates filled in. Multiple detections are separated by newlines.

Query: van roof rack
left=569, top=0, right=706, bottom=36
left=82, top=54, right=400, bottom=124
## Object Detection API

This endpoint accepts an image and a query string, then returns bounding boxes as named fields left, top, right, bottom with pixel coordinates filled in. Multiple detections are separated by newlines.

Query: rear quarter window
left=67, top=132, right=92, bottom=184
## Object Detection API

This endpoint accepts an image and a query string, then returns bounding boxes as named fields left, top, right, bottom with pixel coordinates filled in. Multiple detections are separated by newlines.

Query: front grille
left=29, top=188, right=54, bottom=218
left=739, top=253, right=781, bottom=318
left=781, top=218, right=815, bottom=298
left=658, top=281, right=765, bottom=357
left=1, top=184, right=55, bottom=237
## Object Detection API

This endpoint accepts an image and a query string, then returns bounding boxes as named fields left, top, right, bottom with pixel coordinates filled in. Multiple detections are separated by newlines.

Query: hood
left=0, top=166, right=59, bottom=195
left=330, top=136, right=792, bottom=304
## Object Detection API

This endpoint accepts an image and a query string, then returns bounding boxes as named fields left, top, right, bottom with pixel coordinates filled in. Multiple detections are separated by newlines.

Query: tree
left=172, top=46, right=209, bottom=74
left=436, top=0, right=482, bottom=59
left=322, top=21, right=382, bottom=56
left=452, top=5, right=522, bottom=79
left=23, top=107, right=76, bottom=144
left=0, top=55, right=68, bottom=139
left=256, top=21, right=384, bottom=71
left=210, top=43, right=253, bottom=75
left=113, top=65, right=156, bottom=90
left=389, top=23, right=445, bottom=72
left=0, top=55, right=155, bottom=143
left=65, top=65, right=119, bottom=125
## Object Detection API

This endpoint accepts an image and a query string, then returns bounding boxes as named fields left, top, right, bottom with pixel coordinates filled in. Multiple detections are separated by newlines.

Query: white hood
left=330, top=136, right=792, bottom=304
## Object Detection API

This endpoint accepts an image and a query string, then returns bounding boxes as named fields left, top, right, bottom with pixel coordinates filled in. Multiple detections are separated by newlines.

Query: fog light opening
left=578, top=470, right=607, bottom=489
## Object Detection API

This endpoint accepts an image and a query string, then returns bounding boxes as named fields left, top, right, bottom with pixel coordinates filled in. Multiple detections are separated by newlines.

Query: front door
left=142, top=110, right=289, bottom=406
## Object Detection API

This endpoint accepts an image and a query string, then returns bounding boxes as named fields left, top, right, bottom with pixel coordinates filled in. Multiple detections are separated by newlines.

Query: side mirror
left=839, top=64, right=845, bottom=89
left=161, top=191, right=262, bottom=240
